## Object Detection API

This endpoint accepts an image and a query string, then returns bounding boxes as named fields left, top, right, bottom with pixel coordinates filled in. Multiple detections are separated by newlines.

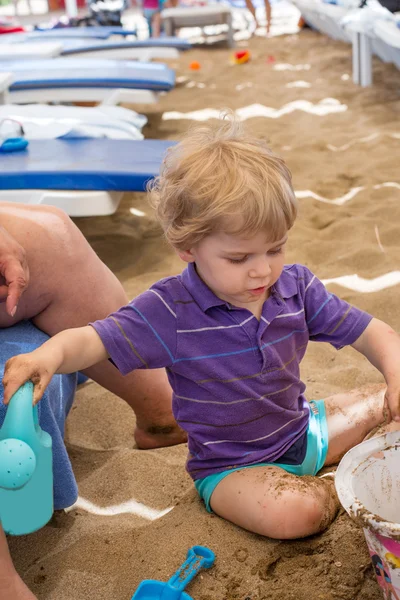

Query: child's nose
left=249, top=256, right=271, bottom=279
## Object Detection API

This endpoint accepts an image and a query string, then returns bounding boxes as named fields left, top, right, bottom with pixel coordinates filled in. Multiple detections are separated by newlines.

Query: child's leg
left=0, top=523, right=37, bottom=599
left=210, top=466, right=339, bottom=539
left=324, top=383, right=400, bottom=466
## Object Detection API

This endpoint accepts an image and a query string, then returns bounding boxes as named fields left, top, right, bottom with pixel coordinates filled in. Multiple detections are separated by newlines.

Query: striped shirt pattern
left=91, top=263, right=372, bottom=480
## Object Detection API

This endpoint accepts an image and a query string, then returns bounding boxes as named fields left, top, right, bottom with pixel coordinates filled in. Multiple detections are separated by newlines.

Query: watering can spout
left=0, top=381, right=54, bottom=535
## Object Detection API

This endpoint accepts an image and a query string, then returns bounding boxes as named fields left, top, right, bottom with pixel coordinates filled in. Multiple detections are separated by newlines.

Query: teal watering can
left=0, top=381, right=53, bottom=535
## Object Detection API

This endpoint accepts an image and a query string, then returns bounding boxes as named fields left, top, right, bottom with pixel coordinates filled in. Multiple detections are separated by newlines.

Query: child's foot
left=134, top=423, right=187, bottom=449
left=0, top=575, right=37, bottom=600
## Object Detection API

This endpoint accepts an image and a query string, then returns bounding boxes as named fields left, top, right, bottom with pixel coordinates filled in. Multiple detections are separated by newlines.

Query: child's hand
left=384, top=385, right=400, bottom=423
left=3, top=352, right=57, bottom=406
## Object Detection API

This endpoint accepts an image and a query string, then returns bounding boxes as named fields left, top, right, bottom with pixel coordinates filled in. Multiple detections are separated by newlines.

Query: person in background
left=245, top=0, right=271, bottom=34
left=140, top=0, right=178, bottom=37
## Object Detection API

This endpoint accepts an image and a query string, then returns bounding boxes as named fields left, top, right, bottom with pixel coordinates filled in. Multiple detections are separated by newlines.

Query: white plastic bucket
left=335, top=431, right=400, bottom=600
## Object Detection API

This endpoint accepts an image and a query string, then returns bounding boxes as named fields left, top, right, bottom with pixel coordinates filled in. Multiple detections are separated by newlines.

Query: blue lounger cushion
left=30, top=26, right=138, bottom=38
left=0, top=58, right=175, bottom=92
left=0, top=321, right=78, bottom=510
left=60, top=36, right=191, bottom=54
left=0, top=27, right=121, bottom=42
left=0, top=138, right=175, bottom=191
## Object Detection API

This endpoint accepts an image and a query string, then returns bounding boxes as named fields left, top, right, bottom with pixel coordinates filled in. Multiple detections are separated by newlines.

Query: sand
left=9, top=27, right=400, bottom=600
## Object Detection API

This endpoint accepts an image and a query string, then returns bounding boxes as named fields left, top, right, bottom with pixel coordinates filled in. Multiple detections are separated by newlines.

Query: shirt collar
left=181, top=262, right=230, bottom=312
left=181, top=263, right=298, bottom=313
left=272, top=266, right=298, bottom=299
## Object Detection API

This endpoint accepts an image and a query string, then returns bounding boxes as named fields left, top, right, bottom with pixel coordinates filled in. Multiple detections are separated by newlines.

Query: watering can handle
left=0, top=381, right=38, bottom=446
left=165, top=546, right=215, bottom=592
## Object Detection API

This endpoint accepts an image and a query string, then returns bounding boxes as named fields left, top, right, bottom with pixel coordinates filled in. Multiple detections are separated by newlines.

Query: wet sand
left=9, top=27, right=400, bottom=600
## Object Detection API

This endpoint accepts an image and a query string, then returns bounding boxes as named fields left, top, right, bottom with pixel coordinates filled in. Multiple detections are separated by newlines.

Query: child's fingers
left=32, top=374, right=52, bottom=406
left=384, top=390, right=400, bottom=423
left=383, top=393, right=391, bottom=424
left=389, top=396, right=400, bottom=422
left=3, top=363, right=30, bottom=405
left=3, top=355, right=49, bottom=405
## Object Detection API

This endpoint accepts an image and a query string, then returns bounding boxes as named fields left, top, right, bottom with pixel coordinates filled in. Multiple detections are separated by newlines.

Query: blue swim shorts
left=194, top=399, right=329, bottom=512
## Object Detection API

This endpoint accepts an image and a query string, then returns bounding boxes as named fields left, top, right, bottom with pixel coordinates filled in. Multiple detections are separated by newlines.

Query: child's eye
left=268, top=248, right=283, bottom=256
left=227, top=256, right=248, bottom=264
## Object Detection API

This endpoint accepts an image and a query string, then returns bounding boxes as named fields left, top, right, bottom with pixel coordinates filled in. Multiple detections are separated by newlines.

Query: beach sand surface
left=9, top=28, right=400, bottom=600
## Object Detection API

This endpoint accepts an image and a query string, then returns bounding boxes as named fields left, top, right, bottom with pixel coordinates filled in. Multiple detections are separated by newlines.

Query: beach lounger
left=292, top=0, right=325, bottom=31
left=0, top=73, right=12, bottom=104
left=0, top=138, right=174, bottom=216
left=0, top=103, right=147, bottom=140
left=0, top=58, right=175, bottom=105
left=2, top=42, right=178, bottom=61
left=0, top=42, right=63, bottom=60
left=293, top=0, right=352, bottom=42
left=58, top=36, right=190, bottom=60
left=374, top=20, right=400, bottom=68
left=57, top=36, right=190, bottom=60
left=342, top=6, right=396, bottom=85
left=161, top=4, right=235, bottom=47
left=0, top=26, right=138, bottom=41
left=0, top=34, right=191, bottom=62
left=314, top=3, right=352, bottom=42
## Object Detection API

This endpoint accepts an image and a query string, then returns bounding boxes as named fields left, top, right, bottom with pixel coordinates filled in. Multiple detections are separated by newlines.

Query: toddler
left=4, top=119, right=400, bottom=540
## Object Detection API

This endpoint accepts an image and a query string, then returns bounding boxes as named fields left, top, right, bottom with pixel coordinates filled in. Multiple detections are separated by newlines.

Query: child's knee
left=259, top=481, right=339, bottom=539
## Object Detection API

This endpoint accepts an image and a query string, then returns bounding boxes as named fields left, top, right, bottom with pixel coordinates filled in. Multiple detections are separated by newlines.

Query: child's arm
left=351, top=317, right=400, bottom=422
left=3, top=326, right=108, bottom=405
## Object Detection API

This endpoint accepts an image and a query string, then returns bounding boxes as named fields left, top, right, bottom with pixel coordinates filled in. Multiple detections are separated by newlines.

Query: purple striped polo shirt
left=91, top=263, right=372, bottom=480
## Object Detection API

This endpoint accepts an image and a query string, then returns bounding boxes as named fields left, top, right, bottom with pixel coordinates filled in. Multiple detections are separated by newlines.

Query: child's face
left=179, top=229, right=287, bottom=313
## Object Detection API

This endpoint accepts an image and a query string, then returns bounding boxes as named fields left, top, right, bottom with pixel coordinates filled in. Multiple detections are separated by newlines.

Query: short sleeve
left=300, top=266, right=373, bottom=349
left=90, top=282, right=177, bottom=375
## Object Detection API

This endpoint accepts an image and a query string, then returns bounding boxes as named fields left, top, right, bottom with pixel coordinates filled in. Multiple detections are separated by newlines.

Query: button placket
left=259, top=294, right=286, bottom=373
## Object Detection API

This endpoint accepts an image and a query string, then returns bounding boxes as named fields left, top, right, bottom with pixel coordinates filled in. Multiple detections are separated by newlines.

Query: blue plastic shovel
left=132, top=545, right=215, bottom=600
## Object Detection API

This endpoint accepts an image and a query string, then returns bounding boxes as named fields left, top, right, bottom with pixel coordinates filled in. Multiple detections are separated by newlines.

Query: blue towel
left=0, top=320, right=78, bottom=510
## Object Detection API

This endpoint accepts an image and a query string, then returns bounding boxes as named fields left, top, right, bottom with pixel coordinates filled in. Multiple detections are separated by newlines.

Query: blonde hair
left=147, top=117, right=297, bottom=250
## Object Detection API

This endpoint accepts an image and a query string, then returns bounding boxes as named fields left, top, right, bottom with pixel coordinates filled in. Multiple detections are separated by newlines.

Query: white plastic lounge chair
left=374, top=19, right=400, bottom=68
left=0, top=35, right=191, bottom=62
left=161, top=4, right=235, bottom=48
left=2, top=42, right=178, bottom=62
left=57, top=36, right=190, bottom=60
left=293, top=0, right=352, bottom=42
left=0, top=138, right=175, bottom=217
left=0, top=42, right=63, bottom=60
left=342, top=4, right=396, bottom=85
left=0, top=58, right=175, bottom=105
left=292, top=0, right=326, bottom=31
left=0, top=74, right=12, bottom=104
left=0, top=103, right=147, bottom=140
left=314, top=3, right=352, bottom=42
left=56, top=36, right=191, bottom=60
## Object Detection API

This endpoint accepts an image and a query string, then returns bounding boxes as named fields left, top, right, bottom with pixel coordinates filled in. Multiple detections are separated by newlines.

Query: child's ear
left=178, top=249, right=196, bottom=263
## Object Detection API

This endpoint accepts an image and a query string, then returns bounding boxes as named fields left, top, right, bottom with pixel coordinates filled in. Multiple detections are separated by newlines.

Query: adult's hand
left=0, top=226, right=29, bottom=317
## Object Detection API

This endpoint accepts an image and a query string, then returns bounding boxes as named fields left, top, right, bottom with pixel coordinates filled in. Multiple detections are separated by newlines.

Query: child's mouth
left=249, top=286, right=266, bottom=295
